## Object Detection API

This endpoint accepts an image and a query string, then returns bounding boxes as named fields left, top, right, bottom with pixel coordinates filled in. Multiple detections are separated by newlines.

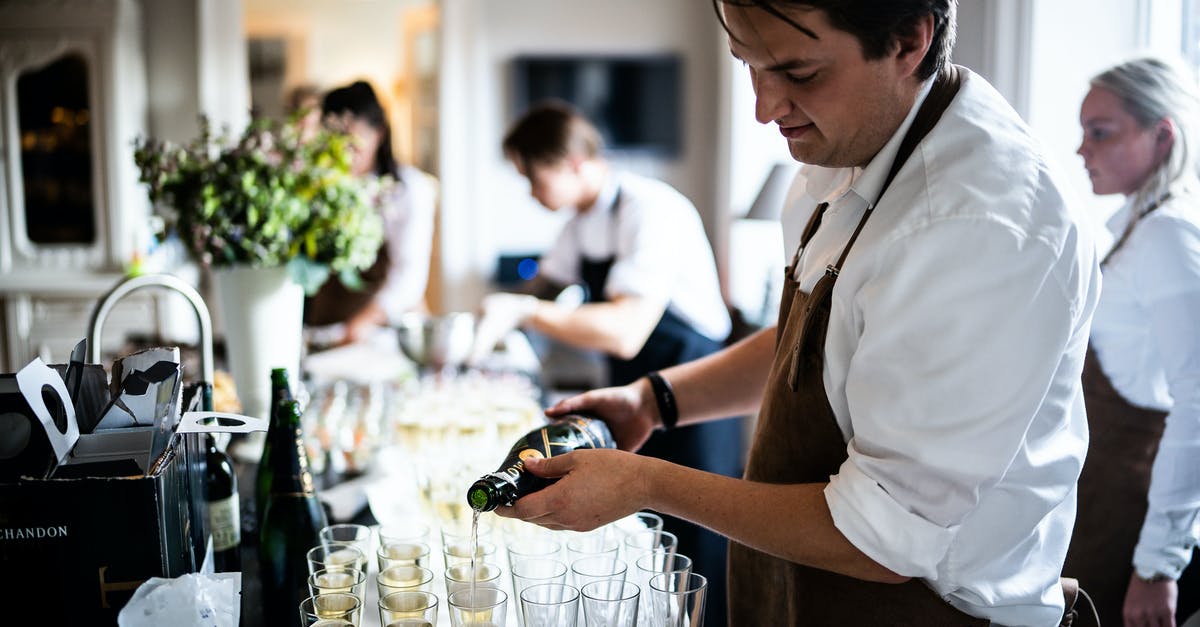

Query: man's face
left=515, top=158, right=582, bottom=211
left=723, top=4, right=923, bottom=168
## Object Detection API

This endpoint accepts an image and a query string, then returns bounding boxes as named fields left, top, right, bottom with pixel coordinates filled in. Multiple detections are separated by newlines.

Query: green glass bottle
left=203, top=433, right=241, bottom=573
left=467, top=415, right=616, bottom=512
left=258, top=399, right=327, bottom=627
left=255, top=368, right=294, bottom=527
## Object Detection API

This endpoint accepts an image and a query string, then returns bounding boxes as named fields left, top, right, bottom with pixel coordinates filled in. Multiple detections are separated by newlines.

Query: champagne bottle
left=258, top=399, right=328, bottom=627
left=255, top=368, right=294, bottom=527
left=203, top=433, right=241, bottom=572
left=467, top=415, right=616, bottom=512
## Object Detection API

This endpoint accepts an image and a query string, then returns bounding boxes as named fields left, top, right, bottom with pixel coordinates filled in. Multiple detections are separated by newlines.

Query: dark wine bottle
left=258, top=399, right=328, bottom=627
left=255, top=367, right=294, bottom=527
left=204, top=433, right=241, bottom=573
left=467, top=414, right=616, bottom=512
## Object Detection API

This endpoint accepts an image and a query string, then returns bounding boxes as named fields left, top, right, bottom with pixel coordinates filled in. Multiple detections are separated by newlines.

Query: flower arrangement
left=133, top=116, right=386, bottom=294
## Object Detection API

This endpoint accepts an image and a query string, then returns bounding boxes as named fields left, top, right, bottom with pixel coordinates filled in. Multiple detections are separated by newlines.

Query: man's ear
left=892, top=13, right=934, bottom=79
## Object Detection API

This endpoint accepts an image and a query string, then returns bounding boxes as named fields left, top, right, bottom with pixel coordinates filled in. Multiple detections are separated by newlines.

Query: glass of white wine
left=376, top=565, right=435, bottom=598
left=448, top=587, right=508, bottom=627
left=379, top=590, right=438, bottom=627
left=444, top=561, right=504, bottom=597
left=377, top=541, right=431, bottom=571
left=307, top=543, right=367, bottom=576
left=308, top=567, right=367, bottom=599
left=299, top=593, right=361, bottom=626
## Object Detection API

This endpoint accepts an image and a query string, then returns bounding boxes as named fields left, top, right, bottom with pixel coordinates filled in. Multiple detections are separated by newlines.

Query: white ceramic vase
left=213, top=265, right=303, bottom=423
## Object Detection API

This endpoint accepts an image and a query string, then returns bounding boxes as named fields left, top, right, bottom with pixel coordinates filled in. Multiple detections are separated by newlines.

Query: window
left=1186, top=0, right=1200, bottom=78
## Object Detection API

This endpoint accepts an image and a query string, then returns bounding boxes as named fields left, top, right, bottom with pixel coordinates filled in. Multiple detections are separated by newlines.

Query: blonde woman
left=1066, top=57, right=1200, bottom=627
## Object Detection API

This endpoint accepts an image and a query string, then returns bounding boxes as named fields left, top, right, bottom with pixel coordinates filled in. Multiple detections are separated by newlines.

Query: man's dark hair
left=502, top=100, right=604, bottom=169
left=713, top=0, right=957, bottom=81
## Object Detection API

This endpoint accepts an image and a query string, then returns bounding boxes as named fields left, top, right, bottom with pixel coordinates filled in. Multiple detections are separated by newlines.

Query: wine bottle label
left=208, top=495, right=241, bottom=551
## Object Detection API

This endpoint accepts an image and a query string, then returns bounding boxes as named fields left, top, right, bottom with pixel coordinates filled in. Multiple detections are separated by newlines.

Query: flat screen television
left=511, top=54, right=683, bottom=157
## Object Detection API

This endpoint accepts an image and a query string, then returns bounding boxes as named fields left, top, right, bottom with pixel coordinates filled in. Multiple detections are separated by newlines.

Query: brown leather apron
left=303, top=241, right=390, bottom=327
left=726, top=65, right=989, bottom=626
left=1062, top=203, right=1172, bottom=625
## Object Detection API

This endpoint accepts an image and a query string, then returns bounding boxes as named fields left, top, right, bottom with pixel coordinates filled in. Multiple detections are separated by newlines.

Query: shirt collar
left=805, top=76, right=936, bottom=209
left=582, top=172, right=620, bottom=216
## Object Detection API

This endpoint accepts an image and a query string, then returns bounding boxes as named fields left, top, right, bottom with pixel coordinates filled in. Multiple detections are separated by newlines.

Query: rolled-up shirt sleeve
left=825, top=216, right=1081, bottom=579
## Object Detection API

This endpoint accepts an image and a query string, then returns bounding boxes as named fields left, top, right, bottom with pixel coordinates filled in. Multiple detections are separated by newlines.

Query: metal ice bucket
left=394, top=312, right=476, bottom=371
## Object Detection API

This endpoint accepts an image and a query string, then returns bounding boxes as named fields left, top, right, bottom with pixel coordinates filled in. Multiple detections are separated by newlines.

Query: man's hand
left=1123, top=573, right=1178, bottom=627
left=545, top=380, right=659, bottom=452
left=468, top=293, right=539, bottom=365
left=494, top=449, right=652, bottom=532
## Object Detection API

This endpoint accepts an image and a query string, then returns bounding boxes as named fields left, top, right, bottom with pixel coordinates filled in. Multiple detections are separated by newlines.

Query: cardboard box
left=0, top=430, right=205, bottom=624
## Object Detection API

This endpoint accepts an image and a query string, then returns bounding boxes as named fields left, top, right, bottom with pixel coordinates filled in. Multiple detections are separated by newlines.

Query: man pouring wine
left=493, top=1, right=1102, bottom=625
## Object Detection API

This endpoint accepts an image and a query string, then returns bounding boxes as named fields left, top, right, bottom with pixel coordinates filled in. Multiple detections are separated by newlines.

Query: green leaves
left=132, top=116, right=385, bottom=294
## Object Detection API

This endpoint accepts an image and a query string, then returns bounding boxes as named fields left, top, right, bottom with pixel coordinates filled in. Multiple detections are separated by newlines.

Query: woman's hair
left=712, top=0, right=957, bottom=81
left=1092, top=57, right=1200, bottom=212
left=321, top=80, right=400, bottom=179
left=501, top=100, right=604, bottom=170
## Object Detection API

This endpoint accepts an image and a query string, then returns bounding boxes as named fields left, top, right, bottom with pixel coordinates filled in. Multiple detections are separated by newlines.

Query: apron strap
left=828, top=64, right=965, bottom=276
left=1100, top=192, right=1171, bottom=267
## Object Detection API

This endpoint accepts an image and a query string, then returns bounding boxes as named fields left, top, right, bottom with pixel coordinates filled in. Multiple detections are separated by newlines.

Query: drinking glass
left=299, top=592, right=361, bottom=626
left=628, top=512, right=664, bottom=536
left=581, top=580, right=640, bottom=627
left=570, top=555, right=627, bottom=591
left=444, top=561, right=504, bottom=597
left=566, top=529, right=620, bottom=565
left=378, top=521, right=432, bottom=547
left=378, top=541, right=431, bottom=570
left=377, top=565, right=435, bottom=597
left=308, top=567, right=367, bottom=599
left=511, top=557, right=569, bottom=627
left=447, top=587, right=508, bottom=627
left=321, top=523, right=374, bottom=558
left=622, top=530, right=677, bottom=565
left=308, top=543, right=368, bottom=576
left=443, top=538, right=497, bottom=568
left=378, top=590, right=439, bottom=627
left=520, top=583, right=580, bottom=627
left=634, top=554, right=692, bottom=627
left=648, top=572, right=707, bottom=627
left=440, top=518, right=494, bottom=547
left=505, top=536, right=562, bottom=569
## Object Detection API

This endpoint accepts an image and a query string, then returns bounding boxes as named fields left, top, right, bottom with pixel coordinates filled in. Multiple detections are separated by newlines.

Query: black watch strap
left=646, top=371, right=678, bottom=431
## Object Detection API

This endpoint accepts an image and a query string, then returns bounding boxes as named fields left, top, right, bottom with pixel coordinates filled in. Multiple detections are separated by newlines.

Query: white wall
left=243, top=0, right=428, bottom=94
left=438, top=0, right=724, bottom=312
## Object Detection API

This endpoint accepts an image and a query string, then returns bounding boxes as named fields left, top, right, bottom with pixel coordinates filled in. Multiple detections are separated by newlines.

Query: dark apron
left=1064, top=196, right=1182, bottom=625
left=303, top=241, right=389, bottom=327
left=578, top=188, right=744, bottom=627
left=728, top=66, right=996, bottom=626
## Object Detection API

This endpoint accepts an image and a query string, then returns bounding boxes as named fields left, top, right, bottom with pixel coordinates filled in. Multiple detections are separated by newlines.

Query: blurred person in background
left=1064, top=56, right=1200, bottom=627
left=303, top=80, right=437, bottom=345
left=470, top=100, right=742, bottom=625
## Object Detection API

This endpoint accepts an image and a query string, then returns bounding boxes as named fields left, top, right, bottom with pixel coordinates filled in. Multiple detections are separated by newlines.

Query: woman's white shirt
left=1090, top=191, right=1200, bottom=579
left=376, top=165, right=437, bottom=323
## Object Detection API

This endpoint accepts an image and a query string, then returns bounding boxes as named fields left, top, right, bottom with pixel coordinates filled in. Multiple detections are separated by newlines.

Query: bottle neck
left=267, top=405, right=315, bottom=496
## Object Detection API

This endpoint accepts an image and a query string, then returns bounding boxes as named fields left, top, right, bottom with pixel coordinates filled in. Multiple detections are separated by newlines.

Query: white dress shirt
left=376, top=165, right=437, bottom=323
left=1090, top=188, right=1200, bottom=580
left=538, top=171, right=731, bottom=343
left=780, top=68, right=1101, bottom=626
